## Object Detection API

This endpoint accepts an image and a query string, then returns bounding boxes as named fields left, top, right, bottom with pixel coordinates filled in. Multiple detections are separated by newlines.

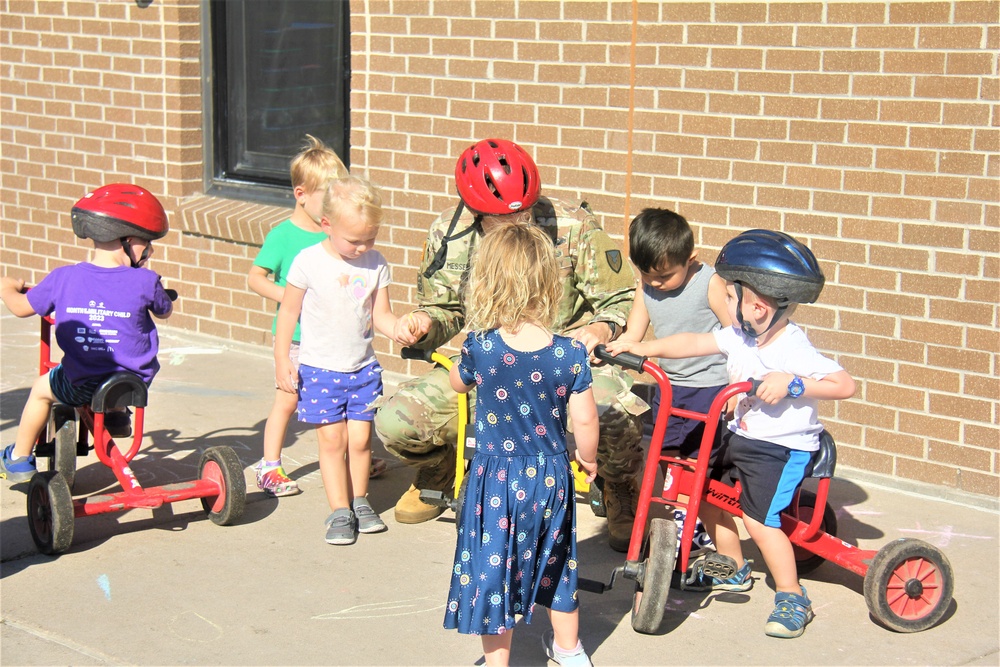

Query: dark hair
left=628, top=208, right=694, bottom=273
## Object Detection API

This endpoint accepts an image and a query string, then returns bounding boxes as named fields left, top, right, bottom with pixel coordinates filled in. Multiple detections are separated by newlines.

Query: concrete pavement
left=1, top=311, right=998, bottom=666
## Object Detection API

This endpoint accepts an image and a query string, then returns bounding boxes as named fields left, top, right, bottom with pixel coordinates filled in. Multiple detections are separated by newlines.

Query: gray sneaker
left=353, top=497, right=387, bottom=534
left=324, top=508, right=357, bottom=545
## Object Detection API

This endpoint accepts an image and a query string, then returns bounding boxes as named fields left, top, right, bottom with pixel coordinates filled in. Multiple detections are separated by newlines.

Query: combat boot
left=604, top=476, right=640, bottom=553
left=394, top=465, right=455, bottom=524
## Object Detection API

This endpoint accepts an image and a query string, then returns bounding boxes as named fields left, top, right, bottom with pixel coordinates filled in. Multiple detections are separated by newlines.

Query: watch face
left=788, top=377, right=805, bottom=398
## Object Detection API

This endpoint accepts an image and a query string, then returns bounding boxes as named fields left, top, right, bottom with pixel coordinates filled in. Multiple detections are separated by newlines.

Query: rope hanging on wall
left=622, top=0, right=638, bottom=249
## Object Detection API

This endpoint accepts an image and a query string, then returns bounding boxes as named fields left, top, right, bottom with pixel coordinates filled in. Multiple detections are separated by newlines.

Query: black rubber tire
left=45, top=405, right=78, bottom=490
left=863, top=538, right=954, bottom=633
left=26, top=471, right=75, bottom=555
left=631, top=517, right=677, bottom=634
left=198, top=446, right=246, bottom=526
left=787, top=489, right=838, bottom=575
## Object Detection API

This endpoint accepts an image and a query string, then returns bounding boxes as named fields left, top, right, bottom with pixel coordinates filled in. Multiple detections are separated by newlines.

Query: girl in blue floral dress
left=444, top=223, right=599, bottom=667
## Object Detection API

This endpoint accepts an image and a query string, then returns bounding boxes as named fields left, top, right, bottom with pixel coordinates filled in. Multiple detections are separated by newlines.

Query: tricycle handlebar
left=593, top=344, right=647, bottom=373
left=400, top=346, right=435, bottom=363
left=594, top=343, right=763, bottom=397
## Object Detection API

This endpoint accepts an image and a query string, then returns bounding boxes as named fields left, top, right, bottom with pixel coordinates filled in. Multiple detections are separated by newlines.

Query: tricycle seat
left=89, top=372, right=148, bottom=412
left=806, top=430, right=837, bottom=479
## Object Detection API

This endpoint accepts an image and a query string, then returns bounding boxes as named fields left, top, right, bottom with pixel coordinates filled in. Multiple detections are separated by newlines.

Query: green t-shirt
left=253, top=219, right=326, bottom=340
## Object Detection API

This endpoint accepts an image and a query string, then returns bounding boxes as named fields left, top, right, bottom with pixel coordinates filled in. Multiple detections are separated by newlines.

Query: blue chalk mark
left=97, top=574, right=111, bottom=601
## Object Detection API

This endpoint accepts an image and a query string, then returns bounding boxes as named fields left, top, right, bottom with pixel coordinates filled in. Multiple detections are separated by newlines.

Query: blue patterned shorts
left=49, top=365, right=106, bottom=407
left=297, top=360, right=383, bottom=424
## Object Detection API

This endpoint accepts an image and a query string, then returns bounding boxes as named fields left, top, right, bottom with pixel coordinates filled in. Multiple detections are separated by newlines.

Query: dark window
left=209, top=0, right=350, bottom=200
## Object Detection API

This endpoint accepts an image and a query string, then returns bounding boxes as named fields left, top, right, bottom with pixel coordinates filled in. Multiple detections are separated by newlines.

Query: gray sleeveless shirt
left=643, top=263, right=729, bottom=387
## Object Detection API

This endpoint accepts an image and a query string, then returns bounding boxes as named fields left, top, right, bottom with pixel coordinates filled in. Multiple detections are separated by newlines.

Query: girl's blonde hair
left=465, top=223, right=562, bottom=333
left=290, top=134, right=348, bottom=194
left=322, top=175, right=384, bottom=228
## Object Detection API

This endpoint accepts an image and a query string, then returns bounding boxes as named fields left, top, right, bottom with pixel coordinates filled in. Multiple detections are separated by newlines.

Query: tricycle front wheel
left=631, top=518, right=676, bottom=634
left=27, top=471, right=74, bottom=555
left=38, top=405, right=79, bottom=489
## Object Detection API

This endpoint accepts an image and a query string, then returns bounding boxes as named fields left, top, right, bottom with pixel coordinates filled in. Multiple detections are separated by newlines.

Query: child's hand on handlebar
left=1, top=276, right=26, bottom=294
left=574, top=451, right=598, bottom=484
left=604, top=339, right=644, bottom=357
left=0, top=277, right=35, bottom=317
left=753, top=372, right=795, bottom=405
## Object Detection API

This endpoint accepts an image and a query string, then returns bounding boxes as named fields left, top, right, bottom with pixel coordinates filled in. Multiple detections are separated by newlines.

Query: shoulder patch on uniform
left=605, top=249, right=623, bottom=273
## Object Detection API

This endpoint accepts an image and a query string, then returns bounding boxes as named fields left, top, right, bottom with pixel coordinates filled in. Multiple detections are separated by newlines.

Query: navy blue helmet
left=715, top=229, right=824, bottom=305
left=715, top=229, right=824, bottom=337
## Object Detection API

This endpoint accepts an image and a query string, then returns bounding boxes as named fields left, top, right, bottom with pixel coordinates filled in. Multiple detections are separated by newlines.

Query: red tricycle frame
left=26, top=308, right=246, bottom=555
left=583, top=345, right=954, bottom=635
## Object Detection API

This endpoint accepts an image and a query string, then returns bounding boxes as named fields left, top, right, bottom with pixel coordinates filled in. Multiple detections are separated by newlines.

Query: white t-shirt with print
left=712, top=322, right=844, bottom=452
left=286, top=243, right=390, bottom=373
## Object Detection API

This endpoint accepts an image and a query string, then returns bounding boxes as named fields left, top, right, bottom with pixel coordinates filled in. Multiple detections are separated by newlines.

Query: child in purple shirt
left=0, top=184, right=174, bottom=482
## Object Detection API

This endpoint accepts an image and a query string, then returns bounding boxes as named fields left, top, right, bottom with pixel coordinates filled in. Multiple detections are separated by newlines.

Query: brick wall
left=1, top=1, right=997, bottom=500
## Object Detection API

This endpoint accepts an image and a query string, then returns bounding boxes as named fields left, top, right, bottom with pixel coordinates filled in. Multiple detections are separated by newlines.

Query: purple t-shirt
left=27, top=263, right=173, bottom=386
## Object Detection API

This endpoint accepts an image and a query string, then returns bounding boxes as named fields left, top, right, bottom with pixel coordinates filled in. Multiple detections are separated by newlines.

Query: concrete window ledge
left=176, top=194, right=288, bottom=247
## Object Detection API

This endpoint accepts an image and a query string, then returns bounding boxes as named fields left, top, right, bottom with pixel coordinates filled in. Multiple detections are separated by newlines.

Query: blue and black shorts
left=710, top=431, right=812, bottom=528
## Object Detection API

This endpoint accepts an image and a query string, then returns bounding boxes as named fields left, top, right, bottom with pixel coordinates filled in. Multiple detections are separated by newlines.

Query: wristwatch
left=603, top=321, right=620, bottom=340
left=787, top=376, right=805, bottom=398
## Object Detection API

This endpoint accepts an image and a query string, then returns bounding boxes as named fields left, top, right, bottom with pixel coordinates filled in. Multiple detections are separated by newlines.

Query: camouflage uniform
left=374, top=197, right=648, bottom=487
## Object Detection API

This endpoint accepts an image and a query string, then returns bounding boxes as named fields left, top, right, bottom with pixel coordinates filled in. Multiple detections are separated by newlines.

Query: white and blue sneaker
left=0, top=445, right=37, bottom=483
left=765, top=586, right=814, bottom=638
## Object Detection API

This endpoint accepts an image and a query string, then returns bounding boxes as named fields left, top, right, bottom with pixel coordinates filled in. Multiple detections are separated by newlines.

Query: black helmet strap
left=733, top=282, right=787, bottom=339
left=422, top=200, right=482, bottom=278
left=121, top=237, right=150, bottom=268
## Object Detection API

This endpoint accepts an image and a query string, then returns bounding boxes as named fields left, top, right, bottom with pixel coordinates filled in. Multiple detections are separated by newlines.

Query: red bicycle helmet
left=454, top=139, right=541, bottom=215
left=71, top=184, right=169, bottom=243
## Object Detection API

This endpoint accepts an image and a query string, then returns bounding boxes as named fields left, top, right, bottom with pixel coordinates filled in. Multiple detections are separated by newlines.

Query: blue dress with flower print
left=443, top=329, right=593, bottom=636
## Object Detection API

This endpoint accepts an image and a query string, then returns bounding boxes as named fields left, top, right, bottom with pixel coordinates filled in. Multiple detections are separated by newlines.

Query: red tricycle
left=25, top=297, right=246, bottom=555
left=579, top=345, right=954, bottom=635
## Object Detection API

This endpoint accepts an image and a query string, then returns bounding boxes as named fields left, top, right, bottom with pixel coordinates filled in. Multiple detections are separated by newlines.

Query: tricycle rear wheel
left=631, top=518, right=676, bottom=634
left=199, top=446, right=246, bottom=526
left=863, top=538, right=954, bottom=632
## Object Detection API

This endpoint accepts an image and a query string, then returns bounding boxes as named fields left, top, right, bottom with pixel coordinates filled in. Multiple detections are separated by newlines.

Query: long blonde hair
left=465, top=223, right=562, bottom=333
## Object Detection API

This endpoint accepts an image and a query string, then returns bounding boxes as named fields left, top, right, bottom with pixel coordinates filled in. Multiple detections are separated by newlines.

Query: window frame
left=200, top=0, right=351, bottom=206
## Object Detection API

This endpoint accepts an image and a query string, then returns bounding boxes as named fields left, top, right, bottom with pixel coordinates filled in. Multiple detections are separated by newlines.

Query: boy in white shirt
left=607, top=229, right=855, bottom=639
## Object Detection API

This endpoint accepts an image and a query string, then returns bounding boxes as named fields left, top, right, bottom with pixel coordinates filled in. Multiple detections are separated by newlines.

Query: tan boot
left=394, top=465, right=455, bottom=524
left=394, top=485, right=445, bottom=524
left=604, top=477, right=640, bottom=553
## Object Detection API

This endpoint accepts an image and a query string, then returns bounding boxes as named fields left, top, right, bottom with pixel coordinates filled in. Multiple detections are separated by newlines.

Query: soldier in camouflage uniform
left=375, top=139, right=648, bottom=552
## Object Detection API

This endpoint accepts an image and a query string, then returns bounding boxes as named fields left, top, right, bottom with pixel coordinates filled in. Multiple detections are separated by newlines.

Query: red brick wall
left=1, top=1, right=997, bottom=499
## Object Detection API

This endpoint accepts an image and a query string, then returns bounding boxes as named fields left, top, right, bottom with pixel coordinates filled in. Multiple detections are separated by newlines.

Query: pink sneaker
left=255, top=460, right=300, bottom=497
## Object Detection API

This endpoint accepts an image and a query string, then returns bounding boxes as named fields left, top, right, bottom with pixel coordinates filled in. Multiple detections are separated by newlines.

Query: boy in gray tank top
left=617, top=208, right=732, bottom=556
